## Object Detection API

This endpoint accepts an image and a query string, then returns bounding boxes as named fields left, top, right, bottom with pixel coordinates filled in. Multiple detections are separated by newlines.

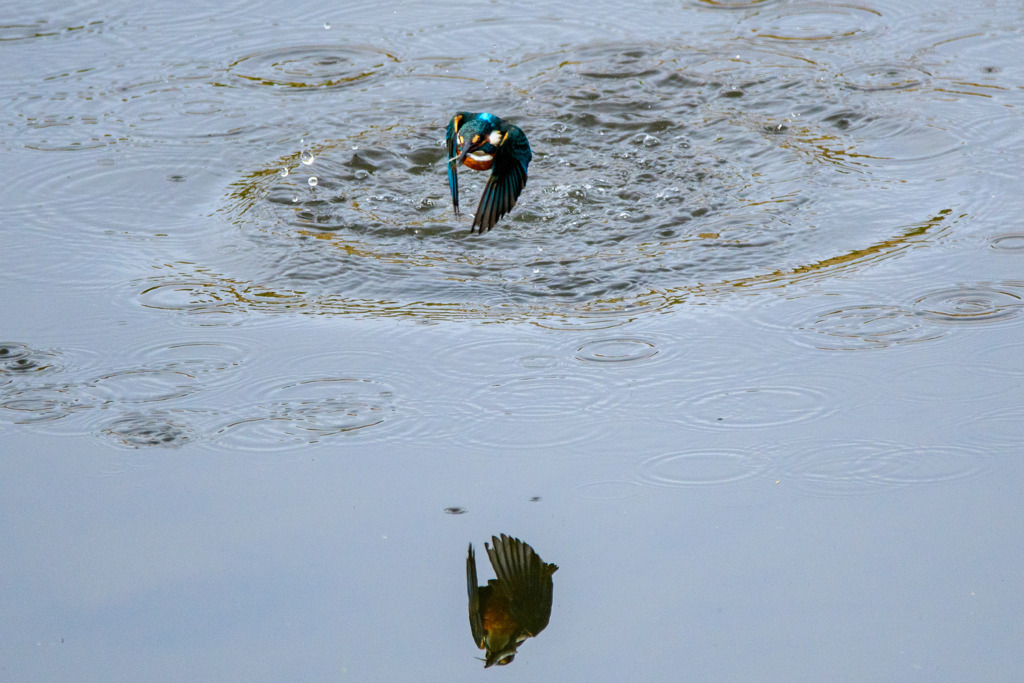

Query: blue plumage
left=445, top=112, right=532, bottom=234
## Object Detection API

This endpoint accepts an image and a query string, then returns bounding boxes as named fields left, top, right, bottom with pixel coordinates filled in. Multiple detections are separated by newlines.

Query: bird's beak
left=456, top=136, right=486, bottom=166
left=484, top=647, right=516, bottom=667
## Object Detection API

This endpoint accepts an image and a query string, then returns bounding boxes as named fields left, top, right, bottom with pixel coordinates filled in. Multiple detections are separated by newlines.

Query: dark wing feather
left=467, top=543, right=486, bottom=647
left=471, top=125, right=531, bottom=234
left=485, top=534, right=557, bottom=637
left=445, top=113, right=467, bottom=215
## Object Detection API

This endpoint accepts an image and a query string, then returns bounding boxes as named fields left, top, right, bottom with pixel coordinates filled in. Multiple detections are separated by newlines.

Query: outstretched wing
left=485, top=534, right=557, bottom=637
left=467, top=543, right=486, bottom=647
left=445, top=113, right=468, bottom=215
left=471, top=125, right=531, bottom=234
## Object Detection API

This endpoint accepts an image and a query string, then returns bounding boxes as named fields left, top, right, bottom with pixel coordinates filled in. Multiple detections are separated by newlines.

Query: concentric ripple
left=636, top=448, right=771, bottom=488
left=911, top=284, right=1023, bottom=324
left=990, top=233, right=1024, bottom=253
left=0, top=343, right=104, bottom=430
left=210, top=376, right=396, bottom=450
left=0, top=342, right=63, bottom=375
left=227, top=45, right=398, bottom=91
left=750, top=4, right=885, bottom=43
left=84, top=369, right=200, bottom=404
left=574, top=337, right=659, bottom=364
left=684, top=384, right=835, bottom=429
left=770, top=439, right=990, bottom=498
left=840, top=63, right=929, bottom=91
left=137, top=340, right=250, bottom=378
left=795, top=303, right=946, bottom=350
left=472, top=373, right=623, bottom=419
left=0, top=383, right=94, bottom=426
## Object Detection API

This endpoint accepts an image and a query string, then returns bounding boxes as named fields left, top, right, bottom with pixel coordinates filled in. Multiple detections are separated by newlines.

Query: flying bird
left=446, top=112, right=532, bottom=234
left=466, top=534, right=557, bottom=667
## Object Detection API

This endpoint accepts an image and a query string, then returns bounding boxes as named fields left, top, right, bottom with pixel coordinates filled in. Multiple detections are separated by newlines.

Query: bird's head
left=453, top=115, right=505, bottom=170
left=482, top=630, right=528, bottom=668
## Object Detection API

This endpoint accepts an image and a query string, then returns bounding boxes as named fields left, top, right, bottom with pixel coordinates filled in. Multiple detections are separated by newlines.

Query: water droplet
left=300, top=150, right=314, bottom=165
left=324, top=22, right=331, bottom=29
left=631, top=133, right=661, bottom=147
left=279, top=167, right=290, bottom=177
left=292, top=196, right=299, bottom=203
left=308, top=176, right=318, bottom=187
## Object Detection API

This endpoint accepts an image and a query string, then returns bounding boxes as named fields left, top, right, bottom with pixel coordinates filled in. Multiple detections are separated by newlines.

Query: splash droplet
left=279, top=167, right=290, bottom=177
left=308, top=176, right=318, bottom=187
left=300, top=150, right=314, bottom=165
left=324, top=22, right=331, bottom=30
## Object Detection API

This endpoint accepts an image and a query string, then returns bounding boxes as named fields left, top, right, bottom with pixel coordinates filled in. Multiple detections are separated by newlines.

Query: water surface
left=2, top=0, right=1023, bottom=680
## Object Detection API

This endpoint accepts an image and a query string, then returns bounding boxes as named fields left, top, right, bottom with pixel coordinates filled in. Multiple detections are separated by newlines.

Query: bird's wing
left=445, top=113, right=467, bottom=215
left=471, top=125, right=531, bottom=233
left=467, top=543, right=486, bottom=647
left=485, top=534, right=558, bottom=636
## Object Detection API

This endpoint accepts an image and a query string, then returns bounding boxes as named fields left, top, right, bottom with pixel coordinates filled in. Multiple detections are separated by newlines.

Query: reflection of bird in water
left=445, top=112, right=532, bottom=234
left=466, top=534, right=558, bottom=667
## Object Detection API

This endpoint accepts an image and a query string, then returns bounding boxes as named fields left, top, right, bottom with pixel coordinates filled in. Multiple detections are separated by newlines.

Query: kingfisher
left=446, top=112, right=532, bottom=234
left=466, top=534, right=558, bottom=667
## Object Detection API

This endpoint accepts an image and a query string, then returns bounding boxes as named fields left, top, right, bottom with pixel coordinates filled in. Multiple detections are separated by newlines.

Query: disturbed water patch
left=200, top=43, right=962, bottom=324
left=225, top=45, right=399, bottom=92
left=0, top=384, right=95, bottom=426
left=0, top=338, right=251, bottom=447
left=839, top=63, right=929, bottom=91
left=101, top=412, right=196, bottom=449
left=0, top=342, right=64, bottom=376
